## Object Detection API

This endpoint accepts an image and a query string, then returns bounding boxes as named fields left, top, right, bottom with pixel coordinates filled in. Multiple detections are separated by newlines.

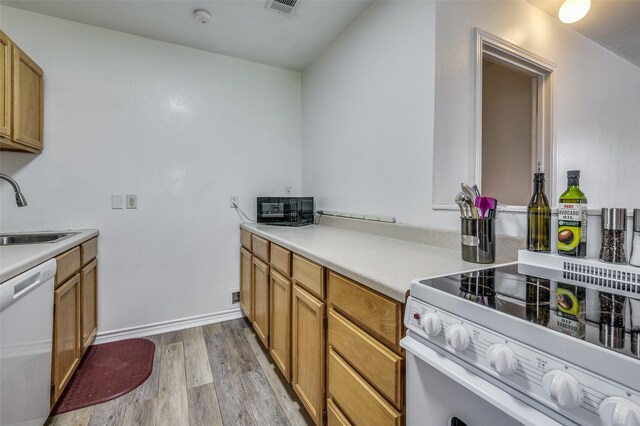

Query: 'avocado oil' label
left=557, top=203, right=587, bottom=256
left=556, top=284, right=586, bottom=338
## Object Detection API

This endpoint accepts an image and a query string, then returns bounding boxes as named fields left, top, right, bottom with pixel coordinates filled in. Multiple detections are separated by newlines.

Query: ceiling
left=2, top=1, right=638, bottom=70
left=528, top=0, right=640, bottom=68
left=0, top=0, right=373, bottom=71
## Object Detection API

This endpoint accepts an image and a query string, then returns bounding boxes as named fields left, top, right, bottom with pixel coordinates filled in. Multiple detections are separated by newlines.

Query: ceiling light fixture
left=558, top=0, right=591, bottom=24
left=193, top=9, right=212, bottom=24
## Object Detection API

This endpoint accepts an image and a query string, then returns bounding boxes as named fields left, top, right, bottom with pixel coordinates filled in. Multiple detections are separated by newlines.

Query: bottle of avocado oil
left=527, top=164, right=551, bottom=252
left=557, top=170, right=588, bottom=257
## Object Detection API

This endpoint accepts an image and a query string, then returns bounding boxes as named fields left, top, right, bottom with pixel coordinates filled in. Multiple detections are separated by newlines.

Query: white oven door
left=402, top=336, right=564, bottom=426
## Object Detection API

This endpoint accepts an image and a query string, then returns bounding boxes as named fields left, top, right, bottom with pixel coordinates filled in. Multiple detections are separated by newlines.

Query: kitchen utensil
left=455, top=192, right=467, bottom=218
left=472, top=184, right=481, bottom=198
left=461, top=183, right=477, bottom=203
left=474, top=196, right=496, bottom=219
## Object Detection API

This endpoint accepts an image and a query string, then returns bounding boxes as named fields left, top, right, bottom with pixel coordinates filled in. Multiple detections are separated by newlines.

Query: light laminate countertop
left=0, top=229, right=99, bottom=283
left=241, top=223, right=516, bottom=302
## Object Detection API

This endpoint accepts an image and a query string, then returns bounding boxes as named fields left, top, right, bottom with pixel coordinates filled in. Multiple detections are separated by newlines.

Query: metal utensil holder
left=461, top=218, right=496, bottom=264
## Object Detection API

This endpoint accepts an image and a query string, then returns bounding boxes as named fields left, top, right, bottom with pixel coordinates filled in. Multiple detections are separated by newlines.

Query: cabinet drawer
left=327, top=398, right=352, bottom=426
left=328, top=309, right=403, bottom=408
left=252, top=235, right=270, bottom=263
left=328, top=271, right=402, bottom=352
left=270, top=243, right=291, bottom=276
left=292, top=254, right=324, bottom=299
left=241, top=229, right=252, bottom=251
left=56, top=247, right=81, bottom=286
left=328, top=348, right=402, bottom=426
left=81, top=237, right=98, bottom=265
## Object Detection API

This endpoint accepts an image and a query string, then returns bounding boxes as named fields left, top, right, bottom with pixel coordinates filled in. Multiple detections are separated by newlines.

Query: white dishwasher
left=1, top=259, right=56, bottom=426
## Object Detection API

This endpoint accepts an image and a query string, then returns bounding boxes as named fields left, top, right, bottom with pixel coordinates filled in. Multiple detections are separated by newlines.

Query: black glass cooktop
left=420, top=263, right=640, bottom=360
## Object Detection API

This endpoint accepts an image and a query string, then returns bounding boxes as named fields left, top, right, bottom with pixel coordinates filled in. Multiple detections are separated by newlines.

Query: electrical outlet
left=231, top=291, right=240, bottom=304
left=230, top=195, right=239, bottom=208
left=285, top=186, right=292, bottom=195
left=126, top=194, right=137, bottom=209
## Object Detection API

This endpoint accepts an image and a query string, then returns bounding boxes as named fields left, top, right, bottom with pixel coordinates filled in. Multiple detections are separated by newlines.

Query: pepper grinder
left=599, top=208, right=627, bottom=264
left=630, top=209, right=640, bottom=268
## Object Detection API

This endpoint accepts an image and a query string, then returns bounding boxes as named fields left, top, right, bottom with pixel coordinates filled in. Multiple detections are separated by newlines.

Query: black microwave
left=257, top=197, right=314, bottom=226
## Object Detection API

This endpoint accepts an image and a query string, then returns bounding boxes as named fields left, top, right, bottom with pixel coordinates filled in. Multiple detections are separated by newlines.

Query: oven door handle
left=401, top=336, right=565, bottom=426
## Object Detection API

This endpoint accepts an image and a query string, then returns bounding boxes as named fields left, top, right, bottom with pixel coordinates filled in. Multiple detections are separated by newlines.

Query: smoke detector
left=193, top=9, right=212, bottom=24
left=265, top=0, right=299, bottom=16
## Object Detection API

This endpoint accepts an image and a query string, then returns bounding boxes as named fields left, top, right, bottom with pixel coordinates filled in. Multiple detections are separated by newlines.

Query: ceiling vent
left=265, top=0, right=298, bottom=15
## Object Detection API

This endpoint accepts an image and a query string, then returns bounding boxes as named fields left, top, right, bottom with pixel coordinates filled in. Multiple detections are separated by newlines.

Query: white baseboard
left=94, top=308, right=245, bottom=344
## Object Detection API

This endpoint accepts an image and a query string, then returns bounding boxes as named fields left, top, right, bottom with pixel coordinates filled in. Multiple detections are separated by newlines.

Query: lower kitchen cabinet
left=240, top=247, right=253, bottom=321
left=80, top=259, right=98, bottom=354
left=328, top=347, right=402, bottom=426
left=327, top=398, right=352, bottom=426
left=252, top=256, right=270, bottom=348
left=269, top=268, right=291, bottom=381
left=292, top=284, right=325, bottom=426
left=240, top=228, right=406, bottom=425
left=51, top=237, right=99, bottom=406
left=52, top=273, right=81, bottom=403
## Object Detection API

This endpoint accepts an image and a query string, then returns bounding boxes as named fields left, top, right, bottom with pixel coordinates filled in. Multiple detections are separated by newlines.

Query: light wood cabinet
left=240, top=228, right=406, bottom=424
left=270, top=243, right=291, bottom=276
left=328, top=308, right=403, bottom=408
left=240, top=247, right=253, bottom=321
left=269, top=269, right=291, bottom=381
left=327, top=398, right=352, bottom=426
left=252, top=256, right=270, bottom=348
left=292, top=284, right=325, bottom=426
left=328, top=271, right=403, bottom=353
left=52, top=237, right=99, bottom=406
left=80, top=259, right=98, bottom=354
left=0, top=31, right=11, bottom=139
left=328, top=347, right=402, bottom=426
left=292, top=254, right=325, bottom=299
left=0, top=30, right=44, bottom=153
left=52, top=273, right=81, bottom=403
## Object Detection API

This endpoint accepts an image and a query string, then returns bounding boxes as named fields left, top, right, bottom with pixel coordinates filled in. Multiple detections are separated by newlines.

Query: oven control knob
left=599, top=397, right=640, bottom=426
left=445, top=324, right=469, bottom=351
left=421, top=313, right=442, bottom=337
left=542, top=370, right=584, bottom=409
left=487, top=344, right=517, bottom=376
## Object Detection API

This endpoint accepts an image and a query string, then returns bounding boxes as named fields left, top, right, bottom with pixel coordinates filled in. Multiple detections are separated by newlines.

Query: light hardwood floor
left=46, top=318, right=312, bottom=426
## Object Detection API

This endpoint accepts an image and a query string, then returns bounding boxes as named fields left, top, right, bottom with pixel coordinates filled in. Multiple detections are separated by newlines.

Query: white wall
left=432, top=1, right=640, bottom=217
left=301, top=1, right=456, bottom=228
left=0, top=7, right=302, bottom=334
left=302, top=0, right=640, bottom=251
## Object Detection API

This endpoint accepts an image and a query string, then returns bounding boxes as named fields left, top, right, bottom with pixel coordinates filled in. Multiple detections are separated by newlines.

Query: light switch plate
left=111, top=195, right=123, bottom=209
left=126, top=194, right=137, bottom=209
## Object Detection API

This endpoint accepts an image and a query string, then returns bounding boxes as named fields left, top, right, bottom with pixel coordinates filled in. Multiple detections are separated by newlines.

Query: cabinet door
left=52, top=273, right=81, bottom=404
left=269, top=269, right=291, bottom=381
left=240, top=247, right=253, bottom=321
left=292, top=284, right=325, bottom=426
left=252, top=256, right=269, bottom=348
left=80, top=259, right=98, bottom=354
left=12, top=44, right=43, bottom=150
left=0, top=31, right=10, bottom=139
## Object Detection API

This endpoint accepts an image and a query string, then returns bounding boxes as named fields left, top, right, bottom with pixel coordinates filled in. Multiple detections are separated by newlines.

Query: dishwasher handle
left=0, top=259, right=56, bottom=312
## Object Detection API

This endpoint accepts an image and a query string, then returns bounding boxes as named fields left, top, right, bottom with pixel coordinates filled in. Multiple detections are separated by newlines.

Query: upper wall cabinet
left=0, top=30, right=44, bottom=153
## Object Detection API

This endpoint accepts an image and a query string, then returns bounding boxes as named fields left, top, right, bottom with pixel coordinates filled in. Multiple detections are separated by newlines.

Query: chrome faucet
left=0, top=173, right=28, bottom=207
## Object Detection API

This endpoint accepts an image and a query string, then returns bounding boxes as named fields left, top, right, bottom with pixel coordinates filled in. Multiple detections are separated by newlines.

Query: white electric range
left=401, top=251, right=640, bottom=426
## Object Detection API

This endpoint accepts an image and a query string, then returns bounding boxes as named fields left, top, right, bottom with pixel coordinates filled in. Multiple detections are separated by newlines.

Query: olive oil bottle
left=557, top=170, right=588, bottom=257
left=527, top=165, right=551, bottom=252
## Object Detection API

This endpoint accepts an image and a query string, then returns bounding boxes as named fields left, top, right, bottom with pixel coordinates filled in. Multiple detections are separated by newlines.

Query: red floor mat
left=51, top=338, right=155, bottom=415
